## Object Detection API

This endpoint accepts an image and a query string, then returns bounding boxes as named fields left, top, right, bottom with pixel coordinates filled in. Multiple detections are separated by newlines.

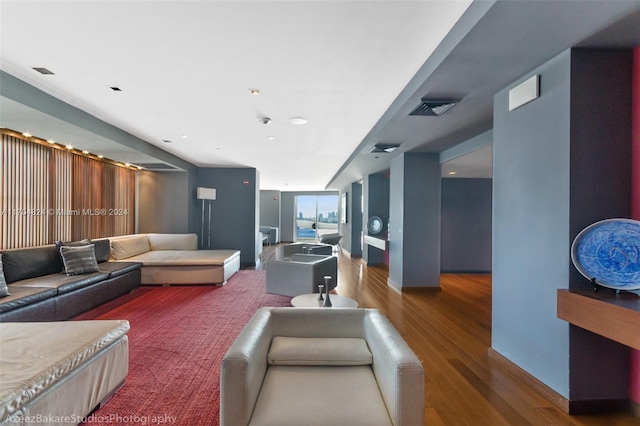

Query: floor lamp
left=196, top=187, right=216, bottom=249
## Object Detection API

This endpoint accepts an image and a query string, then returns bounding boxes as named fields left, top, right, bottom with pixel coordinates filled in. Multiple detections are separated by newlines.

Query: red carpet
left=74, top=270, right=291, bottom=425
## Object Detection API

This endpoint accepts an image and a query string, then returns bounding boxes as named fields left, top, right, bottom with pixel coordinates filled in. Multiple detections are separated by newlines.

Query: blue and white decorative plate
left=571, top=218, right=640, bottom=290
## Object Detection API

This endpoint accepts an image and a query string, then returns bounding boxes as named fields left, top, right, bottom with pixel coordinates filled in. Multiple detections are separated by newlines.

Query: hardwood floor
left=256, top=244, right=640, bottom=425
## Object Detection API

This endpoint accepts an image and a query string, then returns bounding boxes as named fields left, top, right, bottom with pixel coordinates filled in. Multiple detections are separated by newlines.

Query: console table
left=557, top=288, right=640, bottom=350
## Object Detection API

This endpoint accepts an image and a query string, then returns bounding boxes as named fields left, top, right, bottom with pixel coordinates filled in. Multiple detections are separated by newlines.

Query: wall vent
left=408, top=98, right=458, bottom=116
left=369, top=143, right=400, bottom=153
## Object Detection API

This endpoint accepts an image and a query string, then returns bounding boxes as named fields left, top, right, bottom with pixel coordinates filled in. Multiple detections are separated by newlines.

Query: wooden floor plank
left=256, top=244, right=640, bottom=425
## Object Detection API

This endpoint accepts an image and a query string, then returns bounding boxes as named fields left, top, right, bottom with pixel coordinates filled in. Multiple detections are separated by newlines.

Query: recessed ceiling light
left=289, top=117, right=308, bottom=125
left=22, top=131, right=32, bottom=137
left=98, top=154, right=104, bottom=159
left=249, top=89, right=261, bottom=95
left=82, top=150, right=89, bottom=154
left=180, top=134, right=188, bottom=139
left=448, top=171, right=457, bottom=175
left=66, top=144, right=73, bottom=150
left=266, top=136, right=275, bottom=141
left=124, top=162, right=130, bottom=167
left=47, top=139, right=55, bottom=144
left=137, top=166, right=143, bottom=170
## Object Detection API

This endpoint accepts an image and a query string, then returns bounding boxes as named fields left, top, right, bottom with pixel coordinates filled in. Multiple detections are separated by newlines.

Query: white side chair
left=265, top=254, right=337, bottom=297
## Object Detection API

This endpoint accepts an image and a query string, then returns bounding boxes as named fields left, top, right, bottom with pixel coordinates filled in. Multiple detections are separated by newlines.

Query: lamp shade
left=196, top=187, right=216, bottom=200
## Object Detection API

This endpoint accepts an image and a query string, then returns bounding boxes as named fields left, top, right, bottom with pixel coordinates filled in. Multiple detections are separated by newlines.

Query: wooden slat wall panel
left=0, top=132, right=136, bottom=249
left=1, top=135, right=50, bottom=248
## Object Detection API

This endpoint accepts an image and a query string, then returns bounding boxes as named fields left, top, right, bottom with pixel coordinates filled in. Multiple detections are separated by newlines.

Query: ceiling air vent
left=369, top=143, right=400, bottom=154
left=32, top=67, right=54, bottom=75
left=408, top=98, right=458, bottom=116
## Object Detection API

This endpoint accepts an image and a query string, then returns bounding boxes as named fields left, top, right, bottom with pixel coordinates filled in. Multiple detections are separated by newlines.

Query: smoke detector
left=258, top=117, right=272, bottom=125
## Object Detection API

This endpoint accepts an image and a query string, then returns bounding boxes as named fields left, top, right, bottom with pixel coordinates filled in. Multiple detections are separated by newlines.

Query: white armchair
left=220, top=307, right=425, bottom=426
left=266, top=254, right=337, bottom=297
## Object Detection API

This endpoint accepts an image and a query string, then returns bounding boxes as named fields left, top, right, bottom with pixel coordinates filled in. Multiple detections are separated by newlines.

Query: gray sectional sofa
left=0, top=239, right=141, bottom=322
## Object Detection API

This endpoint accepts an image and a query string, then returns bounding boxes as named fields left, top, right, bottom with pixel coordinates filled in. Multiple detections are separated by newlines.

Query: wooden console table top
left=557, top=288, right=640, bottom=350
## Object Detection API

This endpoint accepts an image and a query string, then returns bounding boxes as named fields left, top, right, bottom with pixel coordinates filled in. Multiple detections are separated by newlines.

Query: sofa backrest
left=110, top=235, right=151, bottom=260
left=148, top=233, right=197, bottom=251
left=0, top=245, right=62, bottom=284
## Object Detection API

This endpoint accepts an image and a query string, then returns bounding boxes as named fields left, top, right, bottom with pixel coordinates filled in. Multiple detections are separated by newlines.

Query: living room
left=2, top=1, right=640, bottom=425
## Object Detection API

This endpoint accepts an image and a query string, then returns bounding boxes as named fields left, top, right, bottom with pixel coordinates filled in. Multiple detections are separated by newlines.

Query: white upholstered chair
left=220, top=307, right=425, bottom=426
left=265, top=254, right=337, bottom=297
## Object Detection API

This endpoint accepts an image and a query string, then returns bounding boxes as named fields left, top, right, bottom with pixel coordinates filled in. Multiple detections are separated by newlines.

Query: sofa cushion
left=92, top=239, right=112, bottom=263
left=0, top=286, right=57, bottom=313
left=110, top=235, right=151, bottom=260
left=0, top=246, right=62, bottom=284
left=98, top=261, right=143, bottom=278
left=0, top=255, right=9, bottom=298
left=148, top=233, right=197, bottom=251
left=249, top=366, right=392, bottom=426
left=12, top=271, right=109, bottom=295
left=268, top=337, right=372, bottom=366
left=60, top=245, right=100, bottom=276
left=116, top=249, right=239, bottom=266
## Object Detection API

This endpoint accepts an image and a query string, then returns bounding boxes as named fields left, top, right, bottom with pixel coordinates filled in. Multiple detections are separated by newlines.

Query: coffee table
left=291, top=293, right=358, bottom=308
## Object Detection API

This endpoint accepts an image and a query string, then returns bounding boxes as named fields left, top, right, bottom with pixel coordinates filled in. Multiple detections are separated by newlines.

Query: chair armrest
left=220, top=308, right=273, bottom=426
left=364, top=310, right=425, bottom=426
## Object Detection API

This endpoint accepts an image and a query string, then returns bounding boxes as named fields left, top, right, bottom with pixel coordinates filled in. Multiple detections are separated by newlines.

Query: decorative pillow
left=110, top=235, right=151, bottom=260
left=0, top=254, right=9, bottom=298
left=55, top=238, right=91, bottom=250
left=59, top=244, right=99, bottom=276
left=267, top=337, right=373, bottom=366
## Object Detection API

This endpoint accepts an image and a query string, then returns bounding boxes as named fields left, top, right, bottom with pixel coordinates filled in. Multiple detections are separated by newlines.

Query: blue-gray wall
left=441, top=178, right=492, bottom=272
left=260, top=190, right=281, bottom=229
left=492, top=48, right=631, bottom=403
left=389, top=153, right=441, bottom=289
left=195, top=168, right=259, bottom=265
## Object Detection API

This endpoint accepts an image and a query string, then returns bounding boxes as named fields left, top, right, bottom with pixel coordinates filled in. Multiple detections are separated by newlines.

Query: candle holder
left=322, top=276, right=332, bottom=307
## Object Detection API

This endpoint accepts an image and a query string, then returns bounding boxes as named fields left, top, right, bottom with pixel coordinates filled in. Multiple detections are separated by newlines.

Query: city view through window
left=295, top=195, right=339, bottom=242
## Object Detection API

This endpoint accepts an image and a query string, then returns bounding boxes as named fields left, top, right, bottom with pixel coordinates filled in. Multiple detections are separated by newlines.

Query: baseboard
left=488, top=349, right=635, bottom=415
left=488, top=348, right=570, bottom=413
left=386, top=277, right=441, bottom=294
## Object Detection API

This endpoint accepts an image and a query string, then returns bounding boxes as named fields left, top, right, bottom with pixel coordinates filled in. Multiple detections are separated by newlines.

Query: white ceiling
left=0, top=0, right=472, bottom=190
left=2, top=1, right=640, bottom=191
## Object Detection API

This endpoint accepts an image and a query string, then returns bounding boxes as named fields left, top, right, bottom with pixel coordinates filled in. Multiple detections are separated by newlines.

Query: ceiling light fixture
left=47, top=139, right=55, bottom=144
left=266, top=136, right=275, bottom=141
left=258, top=117, right=272, bottom=125
left=448, top=171, right=457, bottom=175
left=22, top=131, right=32, bottom=138
left=289, top=117, right=308, bottom=125
left=98, top=154, right=104, bottom=159
left=82, top=150, right=89, bottom=154
left=65, top=144, right=73, bottom=150
left=249, top=89, right=261, bottom=95
left=180, top=134, right=188, bottom=139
